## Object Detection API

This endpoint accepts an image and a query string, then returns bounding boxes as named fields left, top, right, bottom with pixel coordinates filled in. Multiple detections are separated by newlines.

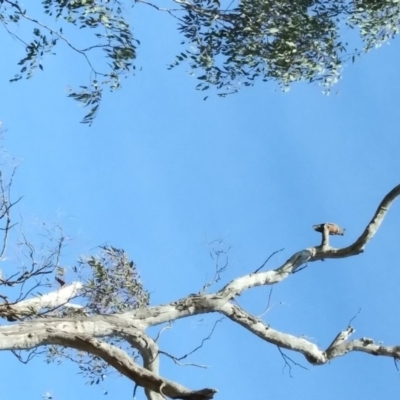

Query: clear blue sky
left=1, top=4, right=400, bottom=400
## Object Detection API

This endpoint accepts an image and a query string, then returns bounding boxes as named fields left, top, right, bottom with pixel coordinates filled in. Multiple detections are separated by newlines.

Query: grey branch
left=0, top=325, right=216, bottom=400
left=326, top=337, right=400, bottom=360
left=314, top=183, right=400, bottom=259
left=123, top=328, right=163, bottom=400
left=50, top=333, right=216, bottom=400
left=326, top=326, right=356, bottom=355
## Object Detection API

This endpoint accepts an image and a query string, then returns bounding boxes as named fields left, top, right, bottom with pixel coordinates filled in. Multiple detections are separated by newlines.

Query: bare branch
left=122, top=328, right=164, bottom=400
left=11, top=348, right=38, bottom=364
left=160, top=318, right=222, bottom=368
left=154, top=323, right=172, bottom=342
left=257, top=286, right=285, bottom=319
left=65, top=335, right=213, bottom=400
left=219, top=301, right=400, bottom=366
left=314, top=183, right=400, bottom=259
left=213, top=184, right=400, bottom=298
left=218, top=248, right=316, bottom=299
left=326, top=337, right=400, bottom=361
left=348, top=308, right=362, bottom=326
left=326, top=326, right=356, bottom=352
left=0, top=325, right=217, bottom=399
left=253, top=248, right=284, bottom=273
left=0, top=282, right=83, bottom=320
left=394, top=358, right=400, bottom=372
left=160, top=350, right=209, bottom=369
left=0, top=164, right=21, bottom=259
left=135, top=0, right=186, bottom=23
left=277, top=347, right=309, bottom=377
left=201, top=240, right=230, bottom=293
left=219, top=301, right=326, bottom=365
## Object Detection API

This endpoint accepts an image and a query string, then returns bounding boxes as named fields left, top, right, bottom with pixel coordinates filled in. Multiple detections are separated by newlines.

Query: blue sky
left=1, top=4, right=400, bottom=400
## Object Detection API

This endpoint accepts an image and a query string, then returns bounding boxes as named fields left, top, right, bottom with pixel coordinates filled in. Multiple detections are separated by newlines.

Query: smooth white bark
left=0, top=282, right=82, bottom=319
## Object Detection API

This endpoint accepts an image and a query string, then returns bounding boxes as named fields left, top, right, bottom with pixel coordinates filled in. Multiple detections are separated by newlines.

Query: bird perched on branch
left=313, top=223, right=345, bottom=236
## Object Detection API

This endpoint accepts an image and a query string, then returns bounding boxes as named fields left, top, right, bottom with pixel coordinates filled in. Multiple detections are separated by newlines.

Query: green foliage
left=2, top=0, right=400, bottom=123
left=349, top=0, right=400, bottom=50
left=9, top=27, right=57, bottom=82
left=45, top=245, right=149, bottom=385
left=81, top=245, right=150, bottom=314
left=1, top=0, right=137, bottom=125
left=171, top=0, right=400, bottom=95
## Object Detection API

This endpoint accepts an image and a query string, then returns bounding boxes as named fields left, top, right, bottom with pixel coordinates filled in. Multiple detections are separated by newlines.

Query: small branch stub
left=327, top=326, right=355, bottom=350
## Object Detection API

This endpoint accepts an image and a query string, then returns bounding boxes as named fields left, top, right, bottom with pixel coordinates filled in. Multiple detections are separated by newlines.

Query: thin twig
left=254, top=248, right=284, bottom=273
left=348, top=308, right=362, bottom=326
left=154, top=322, right=172, bottom=342
left=277, top=346, right=309, bottom=377
left=201, top=240, right=230, bottom=292
left=160, top=318, right=223, bottom=367
left=136, top=0, right=186, bottom=22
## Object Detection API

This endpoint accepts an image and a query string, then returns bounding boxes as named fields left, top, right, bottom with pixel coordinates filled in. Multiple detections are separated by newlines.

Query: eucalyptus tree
left=1, top=0, right=400, bottom=123
left=1, top=145, right=400, bottom=399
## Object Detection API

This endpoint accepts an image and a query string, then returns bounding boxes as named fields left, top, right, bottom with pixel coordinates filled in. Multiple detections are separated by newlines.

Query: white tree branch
left=220, top=303, right=400, bottom=365
left=218, top=249, right=316, bottom=298
left=327, top=337, right=400, bottom=360
left=219, top=301, right=326, bottom=364
left=123, top=328, right=164, bottom=400
left=49, top=333, right=215, bottom=400
left=314, top=183, right=400, bottom=259
left=216, top=183, right=400, bottom=297
left=0, top=282, right=83, bottom=319
left=0, top=322, right=216, bottom=399
left=326, top=326, right=355, bottom=350
left=130, top=294, right=226, bottom=328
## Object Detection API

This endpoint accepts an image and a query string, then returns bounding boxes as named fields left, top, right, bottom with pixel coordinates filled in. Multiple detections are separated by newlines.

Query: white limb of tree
left=1, top=154, right=400, bottom=399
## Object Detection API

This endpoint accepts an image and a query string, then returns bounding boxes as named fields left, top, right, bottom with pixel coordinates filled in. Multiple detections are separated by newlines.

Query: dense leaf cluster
left=171, top=0, right=400, bottom=96
left=81, top=245, right=150, bottom=315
